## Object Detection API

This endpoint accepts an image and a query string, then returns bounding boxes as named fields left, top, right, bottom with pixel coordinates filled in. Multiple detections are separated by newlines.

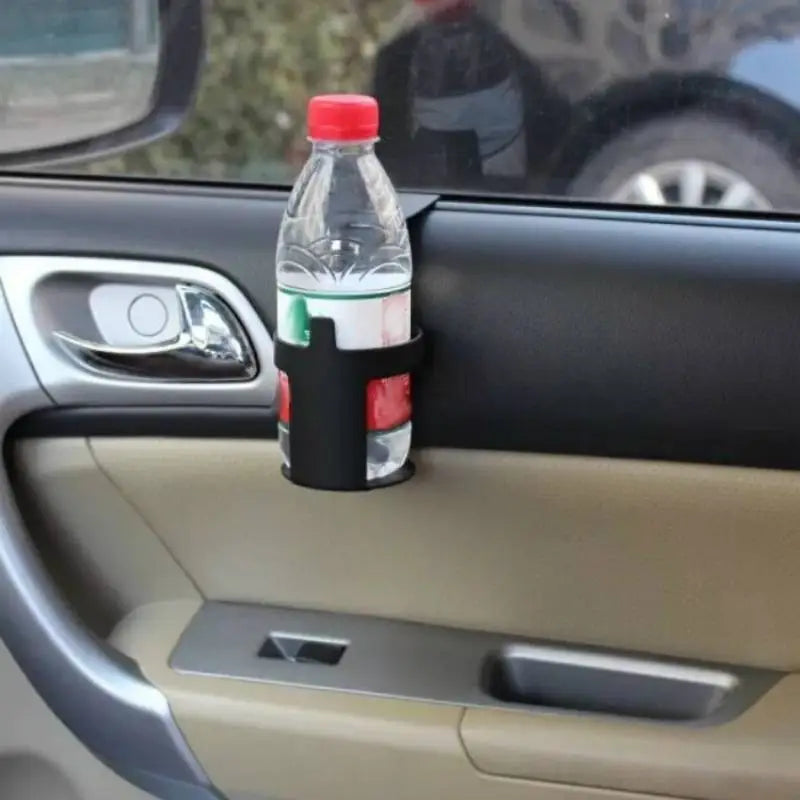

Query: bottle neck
left=311, top=139, right=377, bottom=157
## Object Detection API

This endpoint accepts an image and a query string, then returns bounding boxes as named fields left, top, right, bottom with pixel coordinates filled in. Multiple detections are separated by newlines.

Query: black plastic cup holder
left=274, top=316, right=425, bottom=491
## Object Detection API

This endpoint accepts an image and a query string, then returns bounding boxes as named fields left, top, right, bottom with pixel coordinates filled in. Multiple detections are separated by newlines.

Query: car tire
left=568, top=113, right=800, bottom=211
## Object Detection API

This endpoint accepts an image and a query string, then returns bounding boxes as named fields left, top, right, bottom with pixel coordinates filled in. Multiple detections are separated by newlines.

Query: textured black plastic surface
left=274, top=319, right=424, bottom=490
left=6, top=178, right=800, bottom=469
left=10, top=406, right=278, bottom=440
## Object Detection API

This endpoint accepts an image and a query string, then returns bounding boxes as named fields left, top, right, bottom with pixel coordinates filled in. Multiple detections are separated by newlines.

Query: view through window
left=17, top=0, right=800, bottom=212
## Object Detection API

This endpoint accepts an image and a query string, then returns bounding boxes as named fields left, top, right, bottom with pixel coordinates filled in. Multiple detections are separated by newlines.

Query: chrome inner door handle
left=53, top=283, right=258, bottom=381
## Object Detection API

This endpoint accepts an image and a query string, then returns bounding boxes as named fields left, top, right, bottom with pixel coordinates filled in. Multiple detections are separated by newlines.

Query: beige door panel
left=460, top=676, right=800, bottom=800
left=0, top=639, right=153, bottom=800
left=12, top=437, right=800, bottom=799
left=113, top=600, right=687, bottom=800
left=11, top=438, right=198, bottom=636
left=109, top=599, right=798, bottom=800
left=20, top=436, right=800, bottom=669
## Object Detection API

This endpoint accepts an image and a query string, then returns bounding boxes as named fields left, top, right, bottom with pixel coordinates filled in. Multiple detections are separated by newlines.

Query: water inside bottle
left=276, top=133, right=413, bottom=483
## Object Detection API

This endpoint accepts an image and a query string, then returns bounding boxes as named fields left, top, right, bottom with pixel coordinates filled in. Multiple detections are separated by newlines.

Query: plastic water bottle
left=409, top=0, right=527, bottom=181
left=276, top=94, right=412, bottom=483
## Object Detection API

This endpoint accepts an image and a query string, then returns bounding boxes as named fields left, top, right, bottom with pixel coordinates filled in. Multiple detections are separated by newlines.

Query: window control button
left=258, top=634, right=348, bottom=666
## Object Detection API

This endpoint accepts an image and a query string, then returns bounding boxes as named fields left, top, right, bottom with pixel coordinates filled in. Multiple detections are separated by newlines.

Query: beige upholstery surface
left=29, top=436, right=800, bottom=670
left=12, top=438, right=198, bottom=635
left=114, top=600, right=800, bottom=800
left=461, top=677, right=800, bottom=800
left=113, top=600, right=687, bottom=800
left=14, top=437, right=800, bottom=800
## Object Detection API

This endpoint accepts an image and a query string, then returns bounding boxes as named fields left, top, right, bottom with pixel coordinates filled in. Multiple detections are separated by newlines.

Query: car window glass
left=17, top=0, right=800, bottom=213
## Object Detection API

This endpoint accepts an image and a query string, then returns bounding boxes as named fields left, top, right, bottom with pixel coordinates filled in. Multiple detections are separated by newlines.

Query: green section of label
left=283, top=294, right=311, bottom=344
left=277, top=284, right=410, bottom=301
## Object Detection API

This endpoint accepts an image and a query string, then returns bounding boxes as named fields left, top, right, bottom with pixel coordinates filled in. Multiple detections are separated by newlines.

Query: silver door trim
left=171, top=601, right=779, bottom=728
left=0, top=282, right=220, bottom=799
left=0, top=255, right=275, bottom=408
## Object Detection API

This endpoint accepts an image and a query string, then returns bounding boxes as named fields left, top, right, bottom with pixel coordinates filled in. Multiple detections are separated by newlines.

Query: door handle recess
left=53, top=283, right=258, bottom=381
left=0, top=256, right=274, bottom=407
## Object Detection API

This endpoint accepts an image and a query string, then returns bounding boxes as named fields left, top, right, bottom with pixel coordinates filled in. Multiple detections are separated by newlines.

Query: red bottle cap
left=307, top=95, right=379, bottom=142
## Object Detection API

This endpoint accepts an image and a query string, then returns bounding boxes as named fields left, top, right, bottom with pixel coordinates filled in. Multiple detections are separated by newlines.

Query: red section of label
left=367, top=373, right=412, bottom=431
left=278, top=371, right=292, bottom=424
left=278, top=371, right=411, bottom=432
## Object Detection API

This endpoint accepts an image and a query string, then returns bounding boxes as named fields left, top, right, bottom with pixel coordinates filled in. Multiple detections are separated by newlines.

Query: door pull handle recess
left=53, top=283, right=257, bottom=381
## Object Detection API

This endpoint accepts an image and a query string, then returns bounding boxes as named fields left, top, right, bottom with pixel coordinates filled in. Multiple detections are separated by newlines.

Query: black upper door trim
left=4, top=178, right=800, bottom=471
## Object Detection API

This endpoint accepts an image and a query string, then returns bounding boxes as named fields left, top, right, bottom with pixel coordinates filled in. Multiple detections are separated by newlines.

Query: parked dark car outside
left=373, top=0, right=800, bottom=210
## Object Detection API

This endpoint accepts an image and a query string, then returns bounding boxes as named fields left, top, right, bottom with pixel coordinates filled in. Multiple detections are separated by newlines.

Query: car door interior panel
left=3, top=175, right=800, bottom=799
left=6, top=0, right=800, bottom=798
left=13, top=436, right=800, bottom=671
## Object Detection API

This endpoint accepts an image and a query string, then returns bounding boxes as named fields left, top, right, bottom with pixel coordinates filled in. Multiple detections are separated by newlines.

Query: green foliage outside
left=86, top=0, right=407, bottom=184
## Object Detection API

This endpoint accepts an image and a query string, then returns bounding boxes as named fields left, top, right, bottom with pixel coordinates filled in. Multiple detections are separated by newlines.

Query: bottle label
left=277, top=286, right=412, bottom=432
